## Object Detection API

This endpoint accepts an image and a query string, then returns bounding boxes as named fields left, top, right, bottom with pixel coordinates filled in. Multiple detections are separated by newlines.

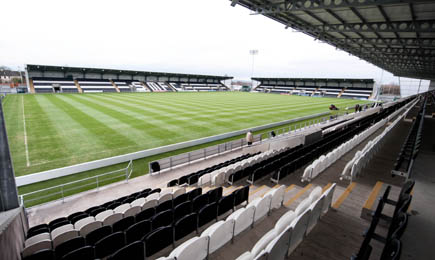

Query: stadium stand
left=77, top=79, right=117, bottom=93
left=130, top=81, right=149, bottom=92
left=180, top=83, right=227, bottom=92
left=341, top=87, right=373, bottom=99
left=112, top=81, right=131, bottom=92
left=32, top=77, right=78, bottom=93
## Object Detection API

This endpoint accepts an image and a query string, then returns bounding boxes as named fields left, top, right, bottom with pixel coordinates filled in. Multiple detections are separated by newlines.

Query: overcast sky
left=0, top=0, right=430, bottom=91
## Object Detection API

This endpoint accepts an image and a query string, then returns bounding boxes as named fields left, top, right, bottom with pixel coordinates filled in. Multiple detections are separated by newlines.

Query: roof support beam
left=301, top=20, right=435, bottom=33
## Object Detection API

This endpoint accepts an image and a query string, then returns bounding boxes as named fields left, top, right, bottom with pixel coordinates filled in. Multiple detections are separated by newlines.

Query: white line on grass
left=22, top=96, right=30, bottom=167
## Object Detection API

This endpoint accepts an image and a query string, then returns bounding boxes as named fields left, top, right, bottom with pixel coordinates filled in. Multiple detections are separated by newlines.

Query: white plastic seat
left=74, top=216, right=95, bottom=230
left=124, top=206, right=141, bottom=217
left=79, top=221, right=102, bottom=237
left=172, top=187, right=186, bottom=199
left=294, top=197, right=312, bottom=216
left=236, top=251, right=252, bottom=260
left=142, top=199, right=158, bottom=211
left=321, top=184, right=336, bottom=215
left=254, top=250, right=268, bottom=260
left=301, top=165, right=313, bottom=182
left=168, top=236, right=209, bottom=260
left=50, top=223, right=74, bottom=239
left=103, top=212, right=123, bottom=226
left=146, top=192, right=159, bottom=201
left=287, top=209, right=311, bottom=256
left=198, top=173, right=211, bottom=187
left=227, top=206, right=255, bottom=236
left=114, top=203, right=131, bottom=214
left=22, top=239, right=52, bottom=258
left=308, top=186, right=322, bottom=202
left=265, top=225, right=292, bottom=260
left=274, top=210, right=296, bottom=234
left=159, top=193, right=173, bottom=204
left=131, top=197, right=146, bottom=208
left=156, top=257, right=176, bottom=260
left=251, top=229, right=277, bottom=257
left=95, top=210, right=114, bottom=222
left=52, top=229, right=79, bottom=248
left=201, top=219, right=235, bottom=254
left=24, top=232, right=50, bottom=248
left=264, top=185, right=285, bottom=210
left=159, top=189, right=173, bottom=197
left=250, top=195, right=272, bottom=223
left=212, top=171, right=225, bottom=186
left=306, top=195, right=325, bottom=234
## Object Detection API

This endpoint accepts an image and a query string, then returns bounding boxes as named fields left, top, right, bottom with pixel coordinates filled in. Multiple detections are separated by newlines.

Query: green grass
left=2, top=92, right=367, bottom=206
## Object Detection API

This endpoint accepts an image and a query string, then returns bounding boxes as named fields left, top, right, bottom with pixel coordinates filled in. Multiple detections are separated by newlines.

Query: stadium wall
left=0, top=207, right=28, bottom=260
left=15, top=111, right=329, bottom=187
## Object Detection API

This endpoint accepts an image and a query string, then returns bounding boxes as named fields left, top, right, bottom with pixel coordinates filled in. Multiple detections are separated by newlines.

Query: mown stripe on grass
left=48, top=95, right=136, bottom=149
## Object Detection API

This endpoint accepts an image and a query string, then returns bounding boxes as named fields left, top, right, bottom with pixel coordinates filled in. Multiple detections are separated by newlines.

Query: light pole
left=249, top=49, right=258, bottom=90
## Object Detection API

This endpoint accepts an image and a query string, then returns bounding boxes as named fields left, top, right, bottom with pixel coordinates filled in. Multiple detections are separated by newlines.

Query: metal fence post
left=61, top=186, right=64, bottom=203
left=96, top=176, right=99, bottom=191
left=204, top=149, right=206, bottom=159
left=169, top=157, right=173, bottom=170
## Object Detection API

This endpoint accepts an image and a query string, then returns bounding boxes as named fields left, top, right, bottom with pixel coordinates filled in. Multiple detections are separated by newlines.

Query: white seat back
left=269, top=185, right=285, bottom=210
left=288, top=209, right=311, bottom=256
left=172, top=187, right=186, bottom=199
left=124, top=206, right=141, bottom=218
left=274, top=210, right=296, bottom=234
left=321, top=183, right=336, bottom=215
left=24, top=233, right=50, bottom=248
left=294, top=197, right=312, bottom=216
left=201, top=219, right=235, bottom=254
left=227, top=206, right=255, bottom=236
left=52, top=230, right=79, bottom=248
left=74, top=216, right=95, bottom=230
left=252, top=195, right=272, bottom=223
left=159, top=193, right=173, bottom=204
left=265, top=225, right=292, bottom=260
left=169, top=236, right=209, bottom=260
left=306, top=195, right=325, bottom=234
left=308, top=186, right=322, bottom=202
left=142, top=199, right=158, bottom=211
left=103, top=213, right=123, bottom=226
left=251, top=229, right=277, bottom=257
left=198, top=173, right=211, bottom=186
left=50, top=223, right=74, bottom=239
left=95, top=210, right=114, bottom=222
left=146, top=192, right=159, bottom=201
left=79, top=221, right=102, bottom=237
left=22, top=239, right=52, bottom=258
left=114, top=203, right=131, bottom=214
left=131, top=197, right=146, bottom=208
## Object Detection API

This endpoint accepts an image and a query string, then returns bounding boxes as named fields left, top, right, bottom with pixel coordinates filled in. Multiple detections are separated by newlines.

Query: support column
left=0, top=101, right=19, bottom=211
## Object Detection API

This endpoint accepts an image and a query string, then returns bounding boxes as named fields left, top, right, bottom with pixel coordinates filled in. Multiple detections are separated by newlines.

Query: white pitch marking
left=22, top=96, right=30, bottom=167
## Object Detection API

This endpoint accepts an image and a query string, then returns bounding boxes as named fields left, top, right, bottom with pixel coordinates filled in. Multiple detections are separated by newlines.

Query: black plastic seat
left=173, top=193, right=189, bottom=207
left=112, top=216, right=135, bottom=233
left=187, top=188, right=202, bottom=201
left=69, top=213, right=89, bottom=225
left=192, top=194, right=209, bottom=212
left=151, top=209, right=173, bottom=230
left=61, top=246, right=94, bottom=260
left=107, top=202, right=122, bottom=210
left=149, top=188, right=161, bottom=195
left=23, top=249, right=55, bottom=260
left=67, top=212, right=87, bottom=222
left=94, top=232, right=126, bottom=259
left=188, top=174, right=199, bottom=185
left=27, top=224, right=50, bottom=239
left=108, top=241, right=145, bottom=260
left=198, top=202, right=217, bottom=227
left=85, top=225, right=112, bottom=246
left=55, top=236, right=85, bottom=260
left=234, top=185, right=250, bottom=207
left=178, top=175, right=189, bottom=186
left=125, top=219, right=152, bottom=244
left=174, top=201, right=192, bottom=222
left=380, top=238, right=401, bottom=260
left=207, top=187, right=223, bottom=203
left=143, top=226, right=174, bottom=257
left=135, top=207, right=156, bottom=222
left=122, top=197, right=136, bottom=204
left=218, top=193, right=235, bottom=216
left=167, top=179, right=178, bottom=187
left=156, top=200, right=173, bottom=214
left=174, top=213, right=197, bottom=241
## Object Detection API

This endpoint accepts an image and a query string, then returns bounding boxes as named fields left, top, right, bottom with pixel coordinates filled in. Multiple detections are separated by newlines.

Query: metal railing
left=20, top=160, right=133, bottom=208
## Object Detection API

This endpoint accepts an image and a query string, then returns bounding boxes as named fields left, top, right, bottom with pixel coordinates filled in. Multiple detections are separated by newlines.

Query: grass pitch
left=3, top=92, right=365, bottom=177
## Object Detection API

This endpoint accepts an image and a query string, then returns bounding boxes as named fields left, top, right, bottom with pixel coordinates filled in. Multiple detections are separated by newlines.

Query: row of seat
left=302, top=115, right=389, bottom=182
left=236, top=184, right=336, bottom=260
left=393, top=96, right=427, bottom=173
left=22, top=186, right=250, bottom=259
left=167, top=152, right=259, bottom=187
left=156, top=184, right=294, bottom=260
left=341, top=98, right=418, bottom=181
left=352, top=179, right=414, bottom=260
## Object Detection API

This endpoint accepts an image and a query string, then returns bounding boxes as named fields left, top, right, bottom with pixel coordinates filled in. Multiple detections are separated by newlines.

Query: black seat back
left=108, top=241, right=145, bottom=260
left=112, top=216, right=135, bottom=233
left=85, top=225, right=112, bottom=246
left=24, top=249, right=55, bottom=260
left=188, top=188, right=202, bottom=201
left=198, top=202, right=217, bottom=227
left=144, top=226, right=174, bottom=257
left=151, top=210, right=173, bottom=230
left=94, top=232, right=126, bottom=259
left=125, top=220, right=151, bottom=244
left=55, top=236, right=86, bottom=260
left=173, top=193, right=189, bottom=207
left=207, top=187, right=223, bottom=203
left=156, top=200, right=173, bottom=214
left=61, top=246, right=94, bottom=260
left=174, top=213, right=197, bottom=241
left=218, top=193, right=235, bottom=216
left=174, top=201, right=192, bottom=222
left=135, top=208, right=156, bottom=222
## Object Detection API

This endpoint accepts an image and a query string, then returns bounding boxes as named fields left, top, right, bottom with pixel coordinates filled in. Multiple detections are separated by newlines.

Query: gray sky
left=0, top=0, right=429, bottom=91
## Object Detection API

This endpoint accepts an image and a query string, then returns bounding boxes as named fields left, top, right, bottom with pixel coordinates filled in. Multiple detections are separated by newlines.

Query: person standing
left=246, top=130, right=253, bottom=146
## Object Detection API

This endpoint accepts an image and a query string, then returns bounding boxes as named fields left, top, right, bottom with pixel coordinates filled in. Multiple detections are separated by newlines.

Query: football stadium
left=1, top=1, right=435, bottom=260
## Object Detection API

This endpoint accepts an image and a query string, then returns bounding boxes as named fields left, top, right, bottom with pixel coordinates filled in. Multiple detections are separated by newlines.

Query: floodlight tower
left=249, top=49, right=258, bottom=89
